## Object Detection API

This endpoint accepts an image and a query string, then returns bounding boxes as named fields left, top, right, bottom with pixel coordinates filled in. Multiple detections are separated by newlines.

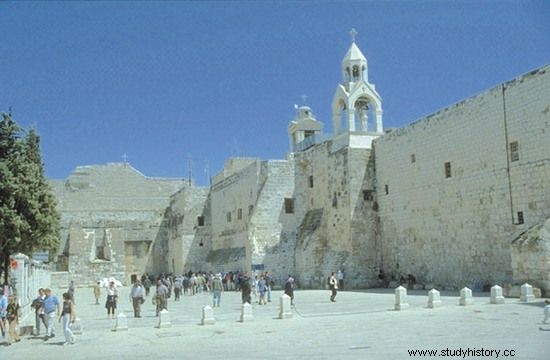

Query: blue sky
left=1, top=1, right=548, bottom=185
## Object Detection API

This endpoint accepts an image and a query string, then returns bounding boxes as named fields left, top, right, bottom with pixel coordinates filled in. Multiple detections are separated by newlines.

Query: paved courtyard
left=2, top=287, right=547, bottom=359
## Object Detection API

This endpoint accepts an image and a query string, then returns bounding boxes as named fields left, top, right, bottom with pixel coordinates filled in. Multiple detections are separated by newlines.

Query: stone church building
left=50, top=38, right=550, bottom=294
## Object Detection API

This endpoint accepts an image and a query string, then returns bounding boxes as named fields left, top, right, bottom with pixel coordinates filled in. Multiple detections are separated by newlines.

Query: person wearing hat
left=211, top=273, right=224, bottom=307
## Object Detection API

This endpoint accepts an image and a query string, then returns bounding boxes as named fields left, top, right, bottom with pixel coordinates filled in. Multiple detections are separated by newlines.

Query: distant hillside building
left=50, top=37, right=550, bottom=294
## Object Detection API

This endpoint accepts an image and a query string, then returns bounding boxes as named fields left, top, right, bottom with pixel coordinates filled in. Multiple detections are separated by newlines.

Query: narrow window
left=510, top=141, right=519, bottom=162
left=237, top=208, right=242, bottom=220
left=197, top=215, right=205, bottom=227
left=308, top=175, right=314, bottom=188
left=517, top=211, right=524, bottom=225
left=384, top=184, right=389, bottom=195
left=226, top=212, right=232, bottom=223
left=284, top=198, right=294, bottom=214
left=444, top=162, right=452, bottom=178
left=411, top=154, right=416, bottom=163
left=248, top=205, right=254, bottom=216
left=332, top=192, right=338, bottom=208
left=363, top=190, right=373, bottom=201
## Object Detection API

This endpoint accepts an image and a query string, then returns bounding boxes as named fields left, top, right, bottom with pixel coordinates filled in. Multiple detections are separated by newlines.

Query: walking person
left=105, top=281, right=118, bottom=319
left=211, top=273, right=224, bottom=307
left=0, top=288, right=7, bottom=340
left=6, top=295, right=21, bottom=345
left=284, top=276, right=295, bottom=305
left=59, top=292, right=76, bottom=345
left=93, top=281, right=101, bottom=305
left=143, top=276, right=152, bottom=297
left=31, top=288, right=47, bottom=335
left=43, top=288, right=61, bottom=340
left=329, top=272, right=338, bottom=302
left=240, top=274, right=252, bottom=304
left=129, top=280, right=145, bottom=318
left=155, top=279, right=169, bottom=316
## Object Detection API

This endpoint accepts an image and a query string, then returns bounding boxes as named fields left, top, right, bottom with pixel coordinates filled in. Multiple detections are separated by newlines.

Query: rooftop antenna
left=187, top=153, right=193, bottom=186
left=350, top=28, right=358, bottom=43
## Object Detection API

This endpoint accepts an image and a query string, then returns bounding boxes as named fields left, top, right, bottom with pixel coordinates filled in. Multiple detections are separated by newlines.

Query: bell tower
left=332, top=29, right=383, bottom=135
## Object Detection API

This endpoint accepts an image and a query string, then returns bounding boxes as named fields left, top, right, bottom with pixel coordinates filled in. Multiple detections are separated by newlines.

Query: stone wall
left=51, top=163, right=185, bottom=285
left=292, top=135, right=379, bottom=289
left=511, top=217, right=550, bottom=296
left=374, top=65, right=550, bottom=290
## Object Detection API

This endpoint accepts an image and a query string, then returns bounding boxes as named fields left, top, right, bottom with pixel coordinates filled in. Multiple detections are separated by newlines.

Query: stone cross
left=240, top=302, right=253, bottom=322
left=279, top=294, right=293, bottom=319
left=459, top=287, right=473, bottom=306
left=427, top=289, right=442, bottom=308
left=113, top=313, right=128, bottom=331
left=157, top=309, right=172, bottom=328
left=201, top=305, right=216, bottom=325
left=394, top=285, right=409, bottom=310
left=520, top=283, right=535, bottom=302
left=490, top=285, right=505, bottom=304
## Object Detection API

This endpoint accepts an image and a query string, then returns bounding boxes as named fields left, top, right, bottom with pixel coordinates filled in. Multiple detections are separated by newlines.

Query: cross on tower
left=300, top=94, right=308, bottom=105
left=350, top=28, right=358, bottom=43
left=122, top=153, right=128, bottom=163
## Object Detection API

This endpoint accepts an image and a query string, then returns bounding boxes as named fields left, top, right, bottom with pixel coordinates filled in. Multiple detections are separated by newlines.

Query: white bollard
left=490, top=285, right=505, bottom=304
left=279, top=294, right=293, bottom=319
left=201, top=305, right=216, bottom=325
left=520, top=283, right=535, bottom=302
left=427, top=289, right=442, bottom=308
left=240, top=302, right=253, bottom=322
left=394, top=286, right=409, bottom=311
left=113, top=313, right=128, bottom=331
left=157, top=309, right=172, bottom=328
left=459, top=287, right=474, bottom=306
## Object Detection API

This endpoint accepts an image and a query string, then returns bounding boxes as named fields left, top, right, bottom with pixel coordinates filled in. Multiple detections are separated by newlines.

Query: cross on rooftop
left=122, top=153, right=128, bottom=163
left=300, top=94, right=308, bottom=105
left=350, top=28, right=357, bottom=43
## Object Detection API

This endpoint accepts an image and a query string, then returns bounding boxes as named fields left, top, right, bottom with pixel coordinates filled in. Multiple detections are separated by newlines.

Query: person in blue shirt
left=0, top=288, right=7, bottom=339
left=42, top=288, right=61, bottom=339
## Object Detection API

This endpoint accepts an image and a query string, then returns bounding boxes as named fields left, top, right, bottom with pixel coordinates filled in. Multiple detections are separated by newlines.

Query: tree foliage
left=0, top=113, right=60, bottom=283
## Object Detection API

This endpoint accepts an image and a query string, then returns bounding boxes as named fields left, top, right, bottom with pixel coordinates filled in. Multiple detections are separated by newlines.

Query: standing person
left=6, top=295, right=21, bottom=345
left=264, top=271, right=273, bottom=302
left=173, top=276, right=182, bottom=301
left=257, top=276, right=268, bottom=305
left=93, top=281, right=101, bottom=305
left=129, top=280, right=145, bottom=318
left=143, top=276, right=152, bottom=297
left=0, top=288, right=7, bottom=339
left=284, top=276, right=295, bottom=305
left=240, top=274, right=252, bottom=304
left=105, top=281, right=118, bottom=319
left=211, top=273, right=224, bottom=307
left=31, top=288, right=47, bottom=335
left=58, top=292, right=76, bottom=345
left=543, top=300, right=550, bottom=324
left=337, top=270, right=344, bottom=291
left=42, top=288, right=61, bottom=339
left=329, top=272, right=338, bottom=302
left=155, top=279, right=169, bottom=316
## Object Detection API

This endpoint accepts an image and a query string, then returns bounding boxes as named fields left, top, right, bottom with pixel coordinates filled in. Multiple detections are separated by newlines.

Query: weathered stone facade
left=51, top=163, right=185, bottom=285
left=50, top=40, right=550, bottom=294
left=374, top=66, right=550, bottom=291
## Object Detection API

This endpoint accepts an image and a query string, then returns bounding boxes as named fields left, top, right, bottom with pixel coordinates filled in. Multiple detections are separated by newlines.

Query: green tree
left=0, top=113, right=59, bottom=283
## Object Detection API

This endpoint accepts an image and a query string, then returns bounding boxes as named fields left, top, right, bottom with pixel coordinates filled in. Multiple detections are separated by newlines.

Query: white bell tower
left=332, top=29, right=383, bottom=135
left=288, top=105, right=323, bottom=154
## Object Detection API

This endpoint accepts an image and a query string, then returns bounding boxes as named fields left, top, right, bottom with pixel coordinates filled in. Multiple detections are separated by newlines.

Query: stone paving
left=1, top=287, right=547, bottom=359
